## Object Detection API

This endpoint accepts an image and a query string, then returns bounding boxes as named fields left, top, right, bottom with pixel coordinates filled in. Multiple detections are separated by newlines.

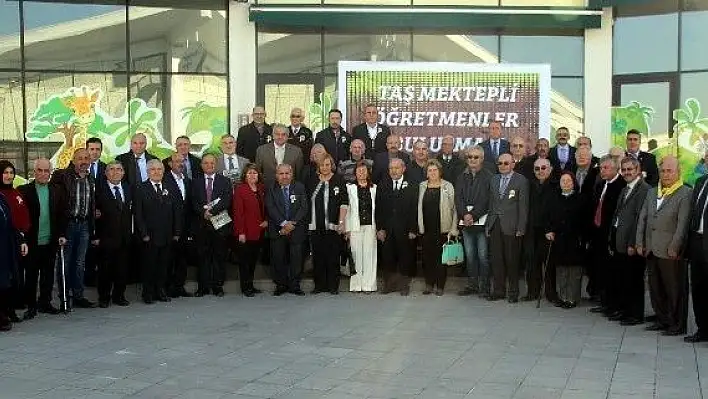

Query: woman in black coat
left=0, top=192, right=23, bottom=331
left=545, top=171, right=585, bottom=308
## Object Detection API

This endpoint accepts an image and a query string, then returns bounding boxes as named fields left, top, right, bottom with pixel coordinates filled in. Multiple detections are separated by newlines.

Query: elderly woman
left=233, top=163, right=267, bottom=297
left=418, top=159, right=458, bottom=296
left=345, top=161, right=377, bottom=292
left=300, top=143, right=327, bottom=190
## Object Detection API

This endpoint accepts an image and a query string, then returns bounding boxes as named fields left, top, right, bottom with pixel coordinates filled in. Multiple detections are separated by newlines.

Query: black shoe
left=290, top=289, right=306, bottom=296
left=645, top=314, right=657, bottom=323
left=520, top=296, right=536, bottom=302
left=169, top=290, right=181, bottom=299
left=243, top=291, right=255, bottom=298
left=554, top=300, right=566, bottom=308
left=645, top=323, right=667, bottom=332
left=487, top=294, right=504, bottom=301
left=0, top=318, right=11, bottom=331
left=589, top=306, right=606, bottom=313
left=608, top=312, right=624, bottom=321
left=435, top=289, right=444, bottom=297
left=274, top=288, right=287, bottom=296
left=422, top=289, right=432, bottom=295
left=8, top=312, right=22, bottom=323
left=330, top=290, right=339, bottom=295
left=310, top=289, right=324, bottom=295
left=458, top=287, right=477, bottom=296
left=98, top=300, right=110, bottom=308
left=113, top=298, right=130, bottom=307
left=73, top=297, right=96, bottom=308
left=507, top=297, right=518, bottom=303
left=662, top=328, right=686, bottom=336
left=684, top=332, right=708, bottom=343
left=380, top=288, right=395, bottom=294
left=142, top=296, right=155, bottom=304
left=213, top=288, right=225, bottom=297
left=400, top=287, right=410, bottom=296
left=157, top=293, right=171, bottom=302
left=561, top=301, right=577, bottom=309
left=251, top=288, right=263, bottom=294
left=194, top=289, right=209, bottom=297
left=620, top=318, right=644, bottom=326
left=37, top=303, right=60, bottom=315
left=23, top=308, right=37, bottom=320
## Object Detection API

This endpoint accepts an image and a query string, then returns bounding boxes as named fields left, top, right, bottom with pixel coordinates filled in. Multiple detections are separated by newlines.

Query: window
left=0, top=0, right=21, bottom=70
left=413, top=35, right=498, bottom=63
left=500, top=35, right=584, bottom=76
left=613, top=13, right=679, bottom=75
left=681, top=11, right=708, bottom=71
left=258, top=33, right=322, bottom=74
left=324, top=34, right=412, bottom=74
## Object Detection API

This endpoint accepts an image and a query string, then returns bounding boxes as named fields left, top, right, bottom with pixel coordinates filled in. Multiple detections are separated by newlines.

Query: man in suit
left=575, top=136, right=600, bottom=168
left=315, top=109, right=352, bottom=165
left=134, top=160, right=181, bottom=304
left=636, top=156, right=691, bottom=336
left=548, top=127, right=576, bottom=176
left=338, top=139, right=373, bottom=184
left=486, top=153, right=529, bottom=303
left=191, top=153, right=232, bottom=297
left=588, top=155, right=627, bottom=310
left=480, top=121, right=511, bottom=173
left=626, top=129, right=659, bottom=186
left=375, top=158, right=419, bottom=295
left=115, top=133, right=157, bottom=189
left=265, top=163, right=308, bottom=296
left=573, top=147, right=600, bottom=260
left=287, top=107, right=314, bottom=161
left=437, top=135, right=465, bottom=186
left=607, top=157, right=650, bottom=325
left=372, top=133, right=410, bottom=184
left=406, top=139, right=430, bottom=186
left=352, top=104, right=391, bottom=159
left=84, top=137, right=106, bottom=288
left=94, top=161, right=133, bottom=308
left=163, top=153, right=193, bottom=298
left=256, top=124, right=304, bottom=187
left=19, top=158, right=60, bottom=319
left=216, top=134, right=250, bottom=185
left=686, top=169, right=708, bottom=342
left=236, top=106, right=272, bottom=162
left=164, top=135, right=202, bottom=180
left=511, top=136, right=533, bottom=180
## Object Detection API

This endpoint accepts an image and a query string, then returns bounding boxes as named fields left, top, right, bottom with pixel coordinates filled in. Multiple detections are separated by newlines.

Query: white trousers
left=349, top=225, right=377, bottom=292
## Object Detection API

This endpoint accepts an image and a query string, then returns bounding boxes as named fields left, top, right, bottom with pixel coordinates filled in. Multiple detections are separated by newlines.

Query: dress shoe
left=507, top=297, right=518, bottom=303
left=113, top=298, right=130, bottom=307
left=561, top=301, right=577, bottom=309
left=554, top=301, right=565, bottom=308
left=23, top=308, right=37, bottom=320
left=0, top=319, right=11, bottom=332
left=157, top=294, right=171, bottom=302
left=400, top=288, right=410, bottom=296
left=645, top=323, right=667, bottom=332
left=487, top=294, right=504, bottom=301
left=589, top=306, right=606, bottom=313
left=608, top=312, right=624, bottom=321
left=213, top=288, right=225, bottom=297
left=435, top=289, right=444, bottom=297
left=8, top=312, right=22, bottom=323
left=458, top=287, right=477, bottom=296
left=422, top=289, right=433, bottom=295
left=273, top=289, right=286, bottom=296
left=142, top=296, right=155, bottom=304
left=645, top=314, right=657, bottom=323
left=290, top=289, right=306, bottom=296
left=311, top=289, right=324, bottom=295
left=684, top=332, right=708, bottom=343
left=662, top=328, right=685, bottom=337
left=243, top=291, right=255, bottom=298
left=169, top=290, right=181, bottom=299
left=380, top=287, right=395, bottom=294
left=38, top=303, right=60, bottom=315
left=98, top=300, right=110, bottom=308
left=620, top=318, right=644, bottom=326
left=73, top=297, right=96, bottom=308
left=194, top=289, right=209, bottom=297
left=520, top=296, right=536, bottom=302
left=251, top=288, right=263, bottom=294
left=330, top=290, right=339, bottom=295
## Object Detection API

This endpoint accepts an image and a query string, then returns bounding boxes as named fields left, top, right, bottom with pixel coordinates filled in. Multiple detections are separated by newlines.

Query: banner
left=338, top=61, right=552, bottom=153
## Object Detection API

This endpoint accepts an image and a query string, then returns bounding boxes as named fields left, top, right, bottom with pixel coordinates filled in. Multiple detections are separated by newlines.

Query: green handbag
left=441, top=236, right=464, bottom=266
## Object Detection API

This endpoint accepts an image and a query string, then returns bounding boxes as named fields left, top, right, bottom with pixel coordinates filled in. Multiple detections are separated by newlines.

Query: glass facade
left=0, top=0, right=228, bottom=176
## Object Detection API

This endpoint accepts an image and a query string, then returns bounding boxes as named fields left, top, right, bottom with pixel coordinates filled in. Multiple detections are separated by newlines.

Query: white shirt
left=150, top=180, right=162, bottom=194
left=136, top=154, right=148, bottom=182
left=392, top=177, right=404, bottom=190
left=274, top=143, right=286, bottom=165
left=367, top=124, right=378, bottom=140
left=223, top=154, right=238, bottom=171
left=292, top=125, right=300, bottom=136
left=171, top=171, right=186, bottom=200
left=557, top=144, right=570, bottom=164
left=90, top=161, right=99, bottom=179
left=108, top=182, right=124, bottom=202
left=697, top=179, right=708, bottom=234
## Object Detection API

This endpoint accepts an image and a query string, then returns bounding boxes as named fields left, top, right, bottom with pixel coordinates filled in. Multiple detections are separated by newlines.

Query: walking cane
left=57, top=244, right=69, bottom=313
left=537, top=240, right=553, bottom=309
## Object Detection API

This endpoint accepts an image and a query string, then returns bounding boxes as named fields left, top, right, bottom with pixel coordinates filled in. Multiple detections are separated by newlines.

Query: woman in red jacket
left=232, top=163, right=267, bottom=297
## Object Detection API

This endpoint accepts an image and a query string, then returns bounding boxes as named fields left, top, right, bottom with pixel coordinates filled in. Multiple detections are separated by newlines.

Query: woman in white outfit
left=345, top=161, right=377, bottom=292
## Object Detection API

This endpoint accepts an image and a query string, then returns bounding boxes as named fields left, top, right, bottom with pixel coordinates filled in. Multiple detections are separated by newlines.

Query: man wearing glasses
left=510, top=136, right=533, bottom=180
left=287, top=108, right=313, bottom=161
left=352, top=104, right=391, bottom=160
left=549, top=127, right=576, bottom=176
left=236, top=106, right=273, bottom=162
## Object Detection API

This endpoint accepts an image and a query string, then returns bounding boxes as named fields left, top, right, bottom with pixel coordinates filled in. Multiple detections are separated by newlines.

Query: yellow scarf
left=658, top=179, right=684, bottom=198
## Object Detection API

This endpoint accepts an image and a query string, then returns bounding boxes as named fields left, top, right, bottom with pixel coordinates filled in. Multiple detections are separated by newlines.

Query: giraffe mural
left=53, top=88, right=100, bottom=169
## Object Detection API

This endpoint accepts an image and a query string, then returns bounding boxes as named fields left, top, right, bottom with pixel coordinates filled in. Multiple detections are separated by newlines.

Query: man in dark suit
left=406, top=139, right=429, bottom=185
left=437, top=135, right=465, bottom=186
left=588, top=155, right=627, bottom=310
left=372, top=134, right=410, bottom=184
left=85, top=137, right=106, bottom=288
left=94, top=161, right=133, bottom=308
left=687, top=170, right=708, bottom=342
left=191, top=153, right=232, bottom=297
left=480, top=121, right=511, bottom=173
left=626, top=129, right=659, bottom=186
left=216, top=134, right=250, bottom=184
left=19, top=158, right=60, bottom=319
left=237, top=106, right=273, bottom=162
left=163, top=153, right=193, bottom=298
left=575, top=136, right=600, bottom=168
left=375, top=158, right=419, bottom=295
left=265, top=163, right=308, bottom=296
left=315, top=109, right=352, bottom=165
left=510, top=136, right=533, bottom=180
left=134, top=160, right=182, bottom=304
left=486, top=153, right=529, bottom=303
left=256, top=124, right=304, bottom=187
left=607, top=157, right=650, bottom=325
left=287, top=107, right=314, bottom=161
left=352, top=104, right=391, bottom=159
left=164, top=135, right=202, bottom=180
left=548, top=127, right=576, bottom=177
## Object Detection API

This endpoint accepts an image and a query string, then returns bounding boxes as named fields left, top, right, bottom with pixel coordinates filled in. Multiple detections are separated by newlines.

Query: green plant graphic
left=107, top=99, right=161, bottom=147
left=181, top=101, right=228, bottom=154
left=308, top=91, right=336, bottom=133
left=674, top=98, right=708, bottom=149
left=610, top=101, right=654, bottom=147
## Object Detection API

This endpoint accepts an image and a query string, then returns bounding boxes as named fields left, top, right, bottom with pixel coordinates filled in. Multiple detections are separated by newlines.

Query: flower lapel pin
left=290, top=194, right=296, bottom=203
left=508, top=190, right=516, bottom=199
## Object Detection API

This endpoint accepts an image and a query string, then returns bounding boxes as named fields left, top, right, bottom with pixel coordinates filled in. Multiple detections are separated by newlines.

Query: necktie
left=155, top=183, right=162, bottom=196
left=499, top=175, right=509, bottom=198
left=90, top=162, right=96, bottom=178
left=283, top=186, right=291, bottom=220
left=693, top=180, right=708, bottom=231
left=206, top=177, right=213, bottom=203
left=394, top=181, right=399, bottom=191
left=228, top=156, right=235, bottom=171
left=113, top=186, right=123, bottom=203
left=594, top=184, right=606, bottom=227
left=183, top=157, right=191, bottom=179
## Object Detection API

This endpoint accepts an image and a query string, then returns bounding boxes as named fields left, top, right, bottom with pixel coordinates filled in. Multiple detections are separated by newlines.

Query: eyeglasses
left=290, top=114, right=302, bottom=118
left=512, top=144, right=524, bottom=148
left=534, top=166, right=548, bottom=171
left=467, top=155, right=480, bottom=160
left=497, top=161, right=511, bottom=166
left=620, top=167, right=636, bottom=172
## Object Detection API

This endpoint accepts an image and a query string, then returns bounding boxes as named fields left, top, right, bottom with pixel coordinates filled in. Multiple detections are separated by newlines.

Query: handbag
left=441, top=235, right=464, bottom=266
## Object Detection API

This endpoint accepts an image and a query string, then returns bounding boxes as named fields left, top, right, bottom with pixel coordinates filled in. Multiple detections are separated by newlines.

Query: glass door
left=257, top=74, right=323, bottom=128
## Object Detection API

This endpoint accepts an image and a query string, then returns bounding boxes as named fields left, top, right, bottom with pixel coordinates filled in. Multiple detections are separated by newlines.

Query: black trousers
left=142, top=243, right=170, bottom=299
left=614, top=252, right=646, bottom=320
left=588, top=227, right=609, bottom=298
left=311, top=231, right=341, bottom=292
left=237, top=239, right=261, bottom=293
left=167, top=238, right=190, bottom=293
left=422, top=233, right=447, bottom=289
left=23, top=244, right=54, bottom=308
left=690, top=233, right=708, bottom=335
left=271, top=236, right=302, bottom=291
left=99, top=246, right=128, bottom=302
left=381, top=230, right=415, bottom=290
left=489, top=223, right=521, bottom=298
left=526, top=228, right=557, bottom=301
left=196, top=229, right=227, bottom=292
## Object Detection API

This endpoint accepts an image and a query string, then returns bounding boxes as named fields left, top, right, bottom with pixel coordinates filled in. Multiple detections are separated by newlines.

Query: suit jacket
left=255, top=143, right=304, bottom=188
left=627, top=151, right=659, bottom=187
left=115, top=151, right=157, bottom=188
left=593, top=176, right=626, bottom=236
left=287, top=125, right=314, bottom=162
left=374, top=178, right=418, bottom=236
left=611, top=179, right=650, bottom=253
left=236, top=122, right=273, bottom=162
left=372, top=152, right=411, bottom=184
left=163, top=153, right=202, bottom=180
left=689, top=175, right=708, bottom=258
left=306, top=174, right=348, bottom=231
left=191, top=173, right=233, bottom=235
left=529, top=178, right=558, bottom=230
left=215, top=152, right=250, bottom=184
left=233, top=183, right=266, bottom=242
left=486, top=172, right=529, bottom=236
left=88, top=160, right=107, bottom=190
left=134, top=180, right=182, bottom=247
left=549, top=145, right=577, bottom=175
left=480, top=139, right=511, bottom=173
left=437, top=153, right=465, bottom=186
left=514, top=155, right=535, bottom=181
left=95, top=181, right=132, bottom=250
left=352, top=123, right=391, bottom=159
left=418, top=180, right=458, bottom=235
left=636, top=185, right=692, bottom=259
left=18, top=182, right=59, bottom=248
left=265, top=181, right=308, bottom=243
left=162, top=172, right=192, bottom=237
left=315, top=127, right=352, bottom=165
left=455, top=168, right=492, bottom=222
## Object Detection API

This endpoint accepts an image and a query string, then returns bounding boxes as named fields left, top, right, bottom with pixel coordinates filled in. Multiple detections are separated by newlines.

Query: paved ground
left=1, top=279, right=707, bottom=399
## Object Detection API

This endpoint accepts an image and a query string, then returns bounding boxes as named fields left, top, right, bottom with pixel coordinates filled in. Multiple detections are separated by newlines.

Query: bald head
left=659, top=156, right=681, bottom=187
left=73, top=148, right=90, bottom=174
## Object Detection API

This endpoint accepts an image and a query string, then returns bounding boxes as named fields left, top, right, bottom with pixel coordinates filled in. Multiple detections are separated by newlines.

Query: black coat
left=115, top=151, right=157, bottom=188
left=593, top=176, right=627, bottom=237
left=529, top=178, right=559, bottom=230
left=134, top=180, right=182, bottom=247
left=162, top=153, right=202, bottom=180
left=315, top=127, right=352, bottom=165
left=95, top=182, right=133, bottom=250
left=191, top=174, right=233, bottom=236
left=162, top=172, right=192, bottom=237
left=547, top=192, right=585, bottom=266
left=375, top=178, right=418, bottom=236
left=237, top=122, right=273, bottom=162
left=306, top=174, right=348, bottom=230
left=18, top=182, right=60, bottom=248
left=549, top=145, right=577, bottom=177
left=265, top=181, right=309, bottom=243
left=372, top=152, right=411, bottom=184
left=351, top=123, right=391, bottom=159
left=628, top=151, right=659, bottom=187
left=455, top=168, right=492, bottom=221
left=288, top=125, right=314, bottom=162
left=0, top=193, right=19, bottom=289
left=514, top=156, right=535, bottom=181
left=437, top=154, right=465, bottom=186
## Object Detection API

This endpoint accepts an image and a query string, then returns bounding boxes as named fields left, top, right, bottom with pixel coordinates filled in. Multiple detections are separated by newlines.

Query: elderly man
left=315, top=109, right=352, bottom=165
left=609, top=146, right=625, bottom=163
left=372, top=133, right=410, bottom=184
left=437, top=135, right=465, bottom=185
left=510, top=136, right=533, bottom=180
left=480, top=121, right=510, bottom=173
left=455, top=146, right=492, bottom=296
left=549, top=127, right=576, bottom=174
left=256, top=124, right=304, bottom=187
left=19, top=159, right=60, bottom=318
left=163, top=153, right=193, bottom=298
left=237, top=106, right=273, bottom=162
left=486, top=153, right=529, bottom=303
left=338, top=139, right=373, bottom=184
left=352, top=103, right=391, bottom=159
left=51, top=149, right=97, bottom=311
left=575, top=136, right=600, bottom=167
left=116, top=133, right=157, bottom=188
left=216, top=134, right=249, bottom=184
left=287, top=107, right=314, bottom=161
left=606, top=157, right=650, bottom=325
left=637, top=156, right=691, bottom=336
left=626, top=129, right=659, bottom=186
left=164, top=135, right=202, bottom=180
left=687, top=163, right=708, bottom=342
left=406, top=139, right=430, bottom=185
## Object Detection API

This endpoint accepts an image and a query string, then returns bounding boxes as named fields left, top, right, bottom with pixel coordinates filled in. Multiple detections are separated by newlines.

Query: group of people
left=2, top=104, right=708, bottom=345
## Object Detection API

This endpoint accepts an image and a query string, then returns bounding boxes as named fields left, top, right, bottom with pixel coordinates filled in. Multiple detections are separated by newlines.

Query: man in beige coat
left=255, top=124, right=304, bottom=188
left=636, top=156, right=692, bottom=336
